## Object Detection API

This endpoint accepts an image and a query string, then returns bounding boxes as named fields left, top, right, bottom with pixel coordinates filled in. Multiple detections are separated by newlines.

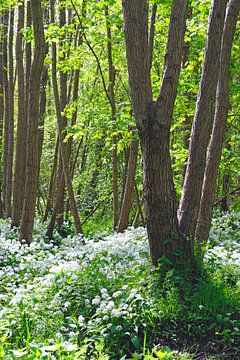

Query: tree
left=195, top=0, right=240, bottom=243
left=12, top=3, right=26, bottom=227
left=122, top=0, right=194, bottom=268
left=178, top=0, right=228, bottom=239
left=19, top=0, right=47, bottom=243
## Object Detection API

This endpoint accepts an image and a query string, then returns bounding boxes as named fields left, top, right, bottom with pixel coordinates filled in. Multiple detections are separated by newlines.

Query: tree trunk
left=105, top=6, right=119, bottom=229
left=38, top=64, right=48, bottom=176
left=195, top=0, right=240, bottom=243
left=12, top=4, right=26, bottom=227
left=19, top=0, right=46, bottom=243
left=178, top=0, right=228, bottom=239
left=50, top=0, right=83, bottom=236
left=5, top=9, right=14, bottom=218
left=2, top=10, right=9, bottom=217
left=0, top=13, right=4, bottom=217
left=117, top=140, right=138, bottom=232
left=123, top=0, right=194, bottom=268
left=43, top=137, right=59, bottom=223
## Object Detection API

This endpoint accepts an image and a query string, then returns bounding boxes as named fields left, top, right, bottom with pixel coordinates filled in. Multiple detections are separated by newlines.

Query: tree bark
left=19, top=0, right=46, bottom=243
left=123, top=0, right=194, bottom=268
left=50, top=0, right=83, bottom=236
left=2, top=10, right=9, bottom=217
left=117, top=140, right=138, bottom=232
left=0, top=13, right=4, bottom=217
left=178, top=0, right=228, bottom=239
left=105, top=6, right=119, bottom=229
left=5, top=9, right=14, bottom=218
left=195, top=0, right=240, bottom=243
left=12, top=4, right=26, bottom=227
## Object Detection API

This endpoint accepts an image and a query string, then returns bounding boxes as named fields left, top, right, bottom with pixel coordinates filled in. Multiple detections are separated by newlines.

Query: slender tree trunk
left=117, top=140, right=138, bottom=232
left=195, top=0, right=240, bottom=243
left=19, top=0, right=46, bottom=243
left=5, top=9, right=14, bottom=218
left=50, top=0, right=83, bottom=235
left=43, top=137, right=59, bottom=223
left=0, top=14, right=4, bottom=217
left=105, top=6, right=119, bottom=229
left=56, top=4, right=68, bottom=226
left=178, top=0, right=228, bottom=239
left=2, top=10, right=9, bottom=216
left=12, top=4, right=26, bottom=227
left=123, top=0, right=194, bottom=268
left=38, top=64, right=48, bottom=176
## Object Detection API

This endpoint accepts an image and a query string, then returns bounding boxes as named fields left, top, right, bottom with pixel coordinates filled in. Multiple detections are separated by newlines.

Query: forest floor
left=0, top=213, right=239, bottom=359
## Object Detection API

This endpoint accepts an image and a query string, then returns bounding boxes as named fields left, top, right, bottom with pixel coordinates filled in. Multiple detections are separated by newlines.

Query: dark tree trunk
left=12, top=4, right=26, bottom=227
left=178, top=0, right=228, bottom=239
left=123, top=0, right=194, bottom=268
left=195, top=0, right=240, bottom=243
left=19, top=0, right=46, bottom=243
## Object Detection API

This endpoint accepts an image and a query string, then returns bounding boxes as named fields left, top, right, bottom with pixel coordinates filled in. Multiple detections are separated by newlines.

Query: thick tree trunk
left=19, top=0, right=46, bottom=243
left=123, top=0, right=194, bottom=268
left=12, top=4, right=26, bottom=227
left=178, top=0, right=228, bottom=239
left=117, top=140, right=138, bottom=232
left=195, top=0, right=240, bottom=243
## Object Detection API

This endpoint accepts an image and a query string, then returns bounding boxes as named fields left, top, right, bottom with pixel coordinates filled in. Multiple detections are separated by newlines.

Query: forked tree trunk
left=123, top=0, right=194, bottom=268
left=178, top=0, right=228, bottom=239
left=19, top=0, right=46, bottom=243
left=195, top=0, right=240, bottom=243
left=12, top=4, right=26, bottom=227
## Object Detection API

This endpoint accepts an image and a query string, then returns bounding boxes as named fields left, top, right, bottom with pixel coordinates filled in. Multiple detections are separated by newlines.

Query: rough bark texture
left=12, top=4, right=26, bottom=227
left=195, top=0, right=240, bottom=243
left=178, top=0, right=228, bottom=238
left=19, top=0, right=46, bottom=243
left=38, top=64, right=48, bottom=175
left=117, top=140, right=138, bottom=233
left=148, top=4, right=157, bottom=73
left=123, top=0, right=194, bottom=267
